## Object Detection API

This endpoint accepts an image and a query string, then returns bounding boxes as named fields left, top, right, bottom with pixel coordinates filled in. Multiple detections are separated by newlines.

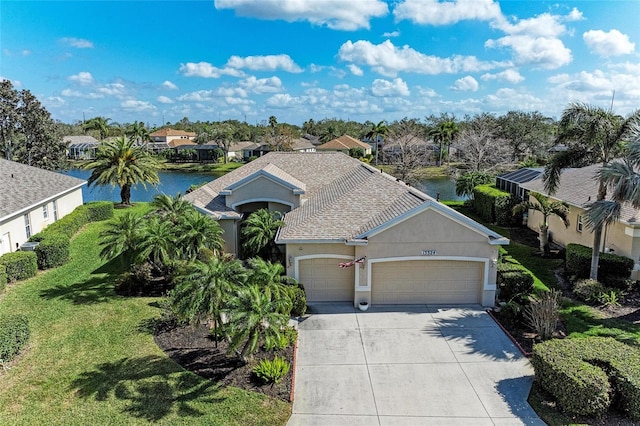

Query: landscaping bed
left=154, top=323, right=294, bottom=402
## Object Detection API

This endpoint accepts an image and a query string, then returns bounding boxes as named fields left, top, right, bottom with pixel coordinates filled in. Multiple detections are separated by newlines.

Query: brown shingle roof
left=0, top=159, right=85, bottom=220
left=521, top=163, right=640, bottom=224
left=316, top=135, right=370, bottom=151
left=149, top=128, right=196, bottom=137
left=168, top=139, right=197, bottom=148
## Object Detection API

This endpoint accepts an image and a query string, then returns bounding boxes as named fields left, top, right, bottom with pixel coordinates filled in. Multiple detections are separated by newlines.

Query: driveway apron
left=287, top=304, right=544, bottom=426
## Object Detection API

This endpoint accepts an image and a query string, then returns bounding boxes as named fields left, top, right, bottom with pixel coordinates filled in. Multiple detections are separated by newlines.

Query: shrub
left=573, top=279, right=605, bottom=302
left=566, top=243, right=634, bottom=281
left=0, top=251, right=38, bottom=282
left=531, top=337, right=640, bottom=420
left=253, top=356, right=291, bottom=384
left=289, top=285, right=307, bottom=317
left=0, top=314, right=30, bottom=362
left=497, top=259, right=534, bottom=302
left=524, top=290, right=561, bottom=340
left=598, top=289, right=622, bottom=308
left=84, top=201, right=114, bottom=222
left=473, top=184, right=514, bottom=225
left=265, top=326, right=297, bottom=351
left=43, top=205, right=90, bottom=239
left=34, top=236, right=70, bottom=269
left=0, top=264, right=6, bottom=292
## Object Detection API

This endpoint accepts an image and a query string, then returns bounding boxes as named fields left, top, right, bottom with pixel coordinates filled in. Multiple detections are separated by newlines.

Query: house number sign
left=421, top=250, right=437, bottom=256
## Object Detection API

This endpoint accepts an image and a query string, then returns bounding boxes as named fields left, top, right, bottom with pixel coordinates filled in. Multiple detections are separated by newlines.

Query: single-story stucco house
left=184, top=152, right=508, bottom=307
left=0, top=159, right=86, bottom=255
left=316, top=135, right=372, bottom=156
left=521, top=163, right=640, bottom=279
left=65, top=135, right=100, bottom=160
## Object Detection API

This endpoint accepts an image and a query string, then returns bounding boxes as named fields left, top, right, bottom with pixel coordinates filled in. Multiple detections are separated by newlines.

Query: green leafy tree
left=513, top=192, right=570, bottom=254
left=226, top=284, right=291, bottom=363
left=241, top=209, right=284, bottom=260
left=455, top=171, right=493, bottom=200
left=171, top=257, right=247, bottom=345
left=210, top=122, right=234, bottom=164
left=84, top=136, right=160, bottom=205
left=496, top=111, right=555, bottom=162
left=543, top=103, right=640, bottom=279
left=0, top=80, right=67, bottom=170
left=83, top=116, right=112, bottom=140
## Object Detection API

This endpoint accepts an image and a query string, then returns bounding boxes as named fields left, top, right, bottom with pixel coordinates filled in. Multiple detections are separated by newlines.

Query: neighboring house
left=227, top=141, right=262, bottom=160
left=290, top=138, right=316, bottom=153
left=0, top=159, right=85, bottom=255
left=496, top=168, right=543, bottom=200
left=65, top=135, right=100, bottom=160
left=149, top=128, right=196, bottom=144
left=316, top=135, right=372, bottom=155
left=520, top=163, right=640, bottom=279
left=185, top=152, right=508, bottom=307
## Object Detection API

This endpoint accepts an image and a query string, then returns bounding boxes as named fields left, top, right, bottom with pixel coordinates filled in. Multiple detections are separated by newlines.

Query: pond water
left=62, top=169, right=466, bottom=203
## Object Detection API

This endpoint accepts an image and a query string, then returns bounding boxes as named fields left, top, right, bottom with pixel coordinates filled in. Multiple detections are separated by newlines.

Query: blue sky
left=1, top=0, right=638, bottom=127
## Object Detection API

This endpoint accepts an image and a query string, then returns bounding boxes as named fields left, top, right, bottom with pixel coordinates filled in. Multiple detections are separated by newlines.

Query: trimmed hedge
left=0, top=251, right=37, bottom=282
left=497, top=257, right=534, bottom=302
left=84, top=201, right=114, bottom=222
left=289, top=285, right=307, bottom=317
left=0, top=314, right=30, bottom=362
left=532, top=337, right=640, bottom=420
left=473, top=184, right=515, bottom=226
left=34, top=236, right=70, bottom=269
left=0, top=264, right=6, bottom=292
left=566, top=243, right=634, bottom=282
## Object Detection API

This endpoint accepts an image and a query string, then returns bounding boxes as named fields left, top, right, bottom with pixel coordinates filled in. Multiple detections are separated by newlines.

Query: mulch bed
left=154, top=323, right=294, bottom=402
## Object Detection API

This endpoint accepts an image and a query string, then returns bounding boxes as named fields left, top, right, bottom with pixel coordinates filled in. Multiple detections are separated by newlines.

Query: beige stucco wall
left=225, top=176, right=300, bottom=210
left=218, top=219, right=238, bottom=257
left=0, top=188, right=84, bottom=255
left=285, top=243, right=355, bottom=277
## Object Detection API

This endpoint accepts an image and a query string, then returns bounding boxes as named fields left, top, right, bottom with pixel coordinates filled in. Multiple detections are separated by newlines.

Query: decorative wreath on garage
left=338, top=256, right=366, bottom=268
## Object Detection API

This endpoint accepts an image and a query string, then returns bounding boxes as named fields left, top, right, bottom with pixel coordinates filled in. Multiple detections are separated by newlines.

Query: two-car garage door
left=371, top=260, right=483, bottom=304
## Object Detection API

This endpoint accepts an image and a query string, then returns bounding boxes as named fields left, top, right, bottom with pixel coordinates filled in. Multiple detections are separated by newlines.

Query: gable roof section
left=316, top=135, right=370, bottom=151
left=521, top=163, right=640, bottom=224
left=64, top=135, right=99, bottom=145
left=149, top=128, right=196, bottom=137
left=221, top=163, right=306, bottom=195
left=0, top=159, right=86, bottom=221
left=168, top=139, right=197, bottom=148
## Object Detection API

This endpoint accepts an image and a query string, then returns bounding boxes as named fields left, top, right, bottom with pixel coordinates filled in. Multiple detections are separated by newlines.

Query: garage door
left=299, top=258, right=355, bottom=302
left=372, top=260, right=483, bottom=304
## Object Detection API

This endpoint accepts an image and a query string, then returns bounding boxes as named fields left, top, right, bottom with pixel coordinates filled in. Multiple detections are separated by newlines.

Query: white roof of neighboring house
left=228, top=141, right=259, bottom=152
left=291, top=138, right=315, bottom=151
left=64, top=135, right=99, bottom=146
left=521, top=163, right=640, bottom=225
left=0, top=159, right=86, bottom=221
left=184, top=152, right=507, bottom=244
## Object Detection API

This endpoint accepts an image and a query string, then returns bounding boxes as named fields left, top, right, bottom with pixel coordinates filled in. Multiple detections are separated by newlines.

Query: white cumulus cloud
left=226, top=54, right=302, bottom=73
left=214, top=0, right=388, bottom=31
left=61, top=88, right=103, bottom=99
left=238, top=76, right=284, bottom=93
left=157, top=96, right=174, bottom=104
left=179, top=62, right=244, bottom=78
left=68, top=71, right=94, bottom=85
left=121, top=100, right=156, bottom=111
left=161, top=80, right=178, bottom=90
left=348, top=64, right=363, bottom=76
left=60, top=37, right=94, bottom=48
left=584, top=29, right=635, bottom=57
left=383, top=31, right=400, bottom=37
left=481, top=69, right=524, bottom=83
left=338, top=40, right=501, bottom=77
left=394, top=0, right=502, bottom=25
left=371, top=78, right=410, bottom=97
left=451, top=76, right=479, bottom=91
left=486, top=35, right=571, bottom=69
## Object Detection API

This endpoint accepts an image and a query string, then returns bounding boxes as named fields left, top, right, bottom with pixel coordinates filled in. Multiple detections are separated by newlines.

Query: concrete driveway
left=288, top=304, right=544, bottom=426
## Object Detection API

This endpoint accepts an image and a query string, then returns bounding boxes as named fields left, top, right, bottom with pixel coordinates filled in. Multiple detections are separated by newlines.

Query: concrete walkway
left=288, top=304, right=544, bottom=426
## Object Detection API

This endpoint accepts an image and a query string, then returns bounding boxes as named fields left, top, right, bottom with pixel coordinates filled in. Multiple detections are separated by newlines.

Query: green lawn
left=160, top=161, right=243, bottom=175
left=0, top=204, right=290, bottom=425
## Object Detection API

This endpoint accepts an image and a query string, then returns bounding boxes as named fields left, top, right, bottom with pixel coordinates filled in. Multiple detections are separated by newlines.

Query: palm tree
left=543, top=103, right=640, bottom=279
left=152, top=193, right=193, bottom=223
left=226, top=284, right=291, bottom=363
left=136, top=216, right=177, bottom=269
left=320, top=124, right=339, bottom=143
left=170, top=257, right=247, bottom=345
left=241, top=209, right=284, bottom=260
left=429, top=120, right=459, bottom=166
left=84, top=136, right=160, bottom=205
left=455, top=171, right=493, bottom=200
left=83, top=116, right=112, bottom=140
left=125, top=121, right=150, bottom=147
left=98, top=212, right=143, bottom=264
left=366, top=120, right=388, bottom=166
left=513, top=192, right=570, bottom=254
left=247, top=257, right=297, bottom=311
left=177, top=209, right=224, bottom=260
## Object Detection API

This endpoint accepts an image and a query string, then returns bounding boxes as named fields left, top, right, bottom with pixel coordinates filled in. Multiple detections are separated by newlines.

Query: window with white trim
left=576, top=214, right=583, bottom=233
left=53, top=201, right=58, bottom=221
left=24, top=214, right=31, bottom=238
left=43, top=204, right=49, bottom=219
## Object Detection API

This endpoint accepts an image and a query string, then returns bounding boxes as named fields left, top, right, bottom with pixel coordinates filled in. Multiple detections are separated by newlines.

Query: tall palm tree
left=366, top=120, right=388, bottom=166
left=84, top=136, right=160, bottom=205
left=226, top=284, right=291, bottom=363
left=177, top=209, right=224, bottom=260
left=152, top=193, right=193, bottom=223
left=241, top=209, right=284, bottom=260
left=513, top=192, right=570, bottom=254
left=98, top=212, right=143, bottom=264
left=83, top=116, right=112, bottom=140
left=429, top=120, right=459, bottom=166
left=171, top=257, right=247, bottom=345
left=247, top=257, right=297, bottom=310
left=543, top=103, right=640, bottom=279
left=125, top=121, right=150, bottom=147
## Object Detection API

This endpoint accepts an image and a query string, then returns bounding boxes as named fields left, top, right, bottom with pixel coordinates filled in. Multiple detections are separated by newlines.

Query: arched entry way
left=235, top=200, right=291, bottom=261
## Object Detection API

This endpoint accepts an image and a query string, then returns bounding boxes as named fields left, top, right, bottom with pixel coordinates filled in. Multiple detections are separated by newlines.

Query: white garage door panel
left=299, top=258, right=354, bottom=302
left=372, top=260, right=483, bottom=304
